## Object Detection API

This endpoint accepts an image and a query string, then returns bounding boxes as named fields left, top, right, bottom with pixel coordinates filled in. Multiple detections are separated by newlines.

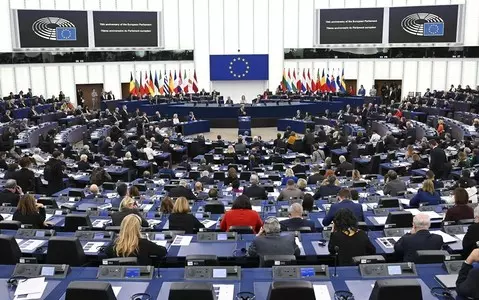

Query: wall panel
left=209, top=0, right=224, bottom=55
left=345, top=0, right=360, bottom=7
left=88, top=65, right=104, bottom=84
left=0, top=67, right=15, bottom=96
left=374, top=61, right=390, bottom=79
left=298, top=0, right=314, bottom=48
left=9, top=0, right=25, bottom=8
left=103, top=64, right=121, bottom=98
left=59, top=65, right=74, bottom=104
left=223, top=0, right=239, bottom=54
left=253, top=0, right=268, bottom=54
left=179, top=0, right=195, bottom=50
left=464, top=0, right=479, bottom=46
left=431, top=61, right=447, bottom=91
left=116, top=0, right=132, bottom=10
left=389, top=61, right=404, bottom=80
left=283, top=0, right=299, bottom=48
left=461, top=61, right=478, bottom=88
left=329, top=0, right=345, bottom=8
left=238, top=0, right=254, bottom=54
left=74, top=65, right=88, bottom=84
left=30, top=66, right=46, bottom=97
left=134, top=0, right=148, bottom=10
left=99, top=0, right=116, bottom=10
left=0, top=0, right=13, bottom=52
left=163, top=0, right=179, bottom=49
left=417, top=61, right=432, bottom=95
left=392, top=0, right=407, bottom=6
left=402, top=61, right=418, bottom=96
left=420, top=0, right=436, bottom=4
left=447, top=61, right=462, bottom=88
left=15, top=66, right=30, bottom=93
left=84, top=0, right=100, bottom=10
left=69, top=0, right=83, bottom=10
left=268, top=0, right=284, bottom=89
left=343, top=61, right=358, bottom=80
left=376, top=0, right=392, bottom=7
left=54, top=0, right=70, bottom=9
left=119, top=64, right=136, bottom=84
left=194, top=0, right=209, bottom=90
left=360, top=0, right=377, bottom=7
left=148, top=0, right=162, bottom=10
left=357, top=61, right=374, bottom=92
left=44, top=66, right=60, bottom=98
left=39, top=0, right=55, bottom=9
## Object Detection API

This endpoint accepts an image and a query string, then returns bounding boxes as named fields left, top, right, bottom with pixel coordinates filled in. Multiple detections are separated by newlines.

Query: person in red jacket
left=220, top=195, right=263, bottom=233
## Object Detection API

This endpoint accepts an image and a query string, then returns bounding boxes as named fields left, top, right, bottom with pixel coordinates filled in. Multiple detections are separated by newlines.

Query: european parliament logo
left=210, top=54, right=268, bottom=81
left=401, top=13, right=444, bottom=37
left=32, top=17, right=77, bottom=41
left=228, top=57, right=250, bottom=78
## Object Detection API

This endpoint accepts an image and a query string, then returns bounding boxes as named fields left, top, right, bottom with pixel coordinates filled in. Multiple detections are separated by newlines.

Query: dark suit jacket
left=243, top=184, right=268, bottom=200
left=430, top=147, right=447, bottom=176
left=12, top=207, right=46, bottom=229
left=168, top=213, right=205, bottom=234
left=314, top=184, right=341, bottom=199
left=462, top=223, right=479, bottom=258
left=336, top=161, right=353, bottom=176
left=77, top=161, right=91, bottom=171
left=456, top=263, right=479, bottom=299
left=307, top=173, right=324, bottom=185
left=111, top=208, right=149, bottom=227
left=279, top=218, right=315, bottom=232
left=168, top=186, right=197, bottom=200
left=198, top=176, right=215, bottom=185
left=12, top=168, right=36, bottom=192
left=292, top=164, right=308, bottom=174
left=248, top=234, right=300, bottom=257
left=0, top=190, right=20, bottom=206
left=322, top=200, right=364, bottom=226
left=0, top=159, right=8, bottom=170
left=393, top=230, right=444, bottom=262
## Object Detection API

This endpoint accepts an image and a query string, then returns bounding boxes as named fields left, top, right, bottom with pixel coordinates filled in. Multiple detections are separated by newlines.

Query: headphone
left=430, top=287, right=454, bottom=300
left=334, top=291, right=354, bottom=300
left=7, top=276, right=28, bottom=289
left=232, top=248, right=247, bottom=257
left=130, top=293, right=151, bottom=300
left=236, top=292, right=255, bottom=300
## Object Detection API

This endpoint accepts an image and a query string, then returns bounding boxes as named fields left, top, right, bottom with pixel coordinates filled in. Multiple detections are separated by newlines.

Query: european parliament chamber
left=1, top=0, right=479, bottom=299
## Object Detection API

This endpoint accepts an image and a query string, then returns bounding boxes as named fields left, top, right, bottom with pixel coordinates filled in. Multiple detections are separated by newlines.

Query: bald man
left=279, top=203, right=315, bottom=232
left=89, top=184, right=100, bottom=196
left=393, top=213, right=444, bottom=262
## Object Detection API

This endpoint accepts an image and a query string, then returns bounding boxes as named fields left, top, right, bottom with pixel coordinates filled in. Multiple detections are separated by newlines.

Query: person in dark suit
left=160, top=139, right=174, bottom=153
left=198, top=170, right=214, bottom=185
left=453, top=169, right=477, bottom=189
left=383, top=131, right=399, bottom=151
left=429, top=139, right=447, bottom=179
left=307, top=166, right=324, bottom=185
left=248, top=217, right=300, bottom=257
left=444, top=188, right=474, bottom=223
left=77, top=154, right=92, bottom=171
left=44, top=151, right=66, bottom=196
left=168, top=197, right=205, bottom=233
left=462, top=206, right=479, bottom=258
left=291, top=159, right=308, bottom=174
left=243, top=175, right=268, bottom=200
left=12, top=157, right=36, bottom=193
left=410, top=154, right=428, bottom=170
left=322, top=188, right=363, bottom=226
left=455, top=248, right=479, bottom=299
left=13, top=194, right=46, bottom=229
left=405, top=122, right=417, bottom=145
left=111, top=197, right=149, bottom=227
left=279, top=203, right=315, bottom=232
left=168, top=180, right=197, bottom=200
left=105, top=214, right=167, bottom=266
left=328, top=208, right=376, bottom=265
left=394, top=213, right=444, bottom=262
left=383, top=170, right=407, bottom=196
left=302, top=129, right=315, bottom=154
left=0, top=179, right=22, bottom=207
left=282, top=126, right=292, bottom=140
left=336, top=155, right=353, bottom=176
left=158, top=161, right=175, bottom=179
left=273, top=133, right=287, bottom=152
left=314, top=176, right=341, bottom=199
left=0, top=152, right=8, bottom=170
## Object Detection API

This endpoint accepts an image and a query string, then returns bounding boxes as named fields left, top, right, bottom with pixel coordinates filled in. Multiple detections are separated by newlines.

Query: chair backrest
left=295, top=173, right=306, bottom=179
left=46, top=236, right=86, bottom=266
left=0, top=234, right=21, bottom=264
left=457, top=219, right=475, bottom=225
left=228, top=226, right=254, bottom=234
left=213, top=172, right=225, bottom=181
left=286, top=226, right=311, bottom=233
left=64, top=214, right=92, bottom=232
left=0, top=220, right=21, bottom=230
left=159, top=173, right=172, bottom=179
left=414, top=250, right=449, bottom=264
left=204, top=202, right=225, bottom=214
left=240, top=172, right=252, bottom=181
left=189, top=171, right=200, bottom=180
left=267, top=281, right=315, bottom=300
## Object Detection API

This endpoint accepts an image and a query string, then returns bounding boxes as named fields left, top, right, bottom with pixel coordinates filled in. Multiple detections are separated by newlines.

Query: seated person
left=243, top=175, right=267, bottom=200
left=88, top=184, right=100, bottom=198
left=158, top=161, right=175, bottom=178
left=0, top=179, right=22, bottom=207
left=208, top=188, right=219, bottom=200
left=105, top=214, right=167, bottom=265
left=277, top=179, right=304, bottom=201
left=13, top=194, right=46, bottom=229
left=248, top=217, right=300, bottom=257
left=111, top=197, right=149, bottom=227
left=296, top=178, right=307, bottom=192
left=393, top=213, right=444, bottom=262
left=302, top=194, right=314, bottom=213
left=158, top=196, right=174, bottom=214
left=198, top=170, right=214, bottom=185
left=112, top=183, right=128, bottom=208
left=454, top=169, right=477, bottom=189
left=456, top=248, right=479, bottom=299
left=410, top=154, right=428, bottom=170
left=426, top=170, right=443, bottom=189
left=224, top=167, right=239, bottom=186
left=444, top=187, right=474, bottom=223
left=4, top=163, right=18, bottom=180
left=77, top=154, right=91, bottom=171
left=409, top=179, right=441, bottom=207
left=32, top=148, right=47, bottom=166
left=462, top=206, right=479, bottom=258
left=193, top=182, right=208, bottom=200
left=291, top=159, right=308, bottom=174
left=335, top=155, right=353, bottom=177
left=281, top=168, right=298, bottom=185
left=279, top=203, right=315, bottom=232
left=328, top=208, right=376, bottom=265
left=307, top=166, right=324, bottom=185
left=122, top=152, right=137, bottom=170
left=322, top=188, right=363, bottom=226
left=313, top=175, right=341, bottom=199
left=457, top=151, right=471, bottom=168
left=90, top=161, right=112, bottom=186
left=351, top=169, right=362, bottom=182
left=383, top=170, right=407, bottom=196
left=168, top=197, right=204, bottom=233
left=220, top=195, right=263, bottom=233
left=168, top=180, right=197, bottom=200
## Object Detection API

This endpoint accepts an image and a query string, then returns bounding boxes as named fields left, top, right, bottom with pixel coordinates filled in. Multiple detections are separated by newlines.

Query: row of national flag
left=281, top=68, right=347, bottom=93
left=129, top=70, right=199, bottom=97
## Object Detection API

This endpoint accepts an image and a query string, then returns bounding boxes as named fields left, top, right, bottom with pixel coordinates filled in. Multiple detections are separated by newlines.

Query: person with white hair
left=32, top=148, right=46, bottom=166
left=172, top=113, right=180, bottom=125
left=336, top=155, right=353, bottom=176
left=462, top=206, right=479, bottom=258
left=77, top=154, right=91, bottom=171
left=393, top=213, right=444, bottom=262
left=247, top=217, right=300, bottom=257
left=143, top=142, right=154, bottom=161
left=168, top=179, right=197, bottom=200
left=198, top=170, right=214, bottom=185
left=279, top=203, right=315, bottom=232
left=243, top=174, right=267, bottom=200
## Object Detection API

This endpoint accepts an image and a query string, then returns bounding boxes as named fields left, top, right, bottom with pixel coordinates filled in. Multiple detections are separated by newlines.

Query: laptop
left=435, top=274, right=458, bottom=289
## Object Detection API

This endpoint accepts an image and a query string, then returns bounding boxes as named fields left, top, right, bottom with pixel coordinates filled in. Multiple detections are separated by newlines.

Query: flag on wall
left=192, top=69, right=199, bottom=93
left=291, top=70, right=297, bottom=93
left=134, top=74, right=140, bottom=96
left=330, top=69, right=337, bottom=93
left=163, top=70, right=170, bottom=95
left=148, top=71, right=155, bottom=95
left=319, top=69, right=325, bottom=91
left=295, top=69, right=302, bottom=92
left=325, top=69, right=331, bottom=92
left=281, top=69, right=291, bottom=92
left=187, top=70, right=193, bottom=93
left=168, top=71, right=175, bottom=94
left=310, top=69, right=316, bottom=92
left=129, top=72, right=136, bottom=96
left=154, top=71, right=160, bottom=95
left=340, top=68, right=347, bottom=92
left=182, top=70, right=188, bottom=93
left=143, top=72, right=149, bottom=95
left=139, top=71, right=144, bottom=96
left=306, top=69, right=311, bottom=91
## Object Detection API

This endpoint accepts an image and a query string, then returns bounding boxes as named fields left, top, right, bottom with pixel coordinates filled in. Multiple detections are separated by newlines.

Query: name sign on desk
left=12, top=263, right=70, bottom=279
left=97, top=265, right=154, bottom=280
left=184, top=266, right=241, bottom=280
left=272, top=265, right=329, bottom=279
left=359, top=263, right=417, bottom=277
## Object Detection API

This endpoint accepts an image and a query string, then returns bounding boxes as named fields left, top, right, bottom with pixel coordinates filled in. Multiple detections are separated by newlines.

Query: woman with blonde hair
left=13, top=194, right=46, bottom=229
left=168, top=197, right=204, bottom=233
left=457, top=151, right=470, bottom=168
left=405, top=145, right=414, bottom=159
left=111, top=196, right=149, bottom=227
left=351, top=169, right=362, bottom=181
left=282, top=168, right=298, bottom=185
left=409, top=179, right=441, bottom=207
left=105, top=214, right=167, bottom=265
left=297, top=178, right=307, bottom=191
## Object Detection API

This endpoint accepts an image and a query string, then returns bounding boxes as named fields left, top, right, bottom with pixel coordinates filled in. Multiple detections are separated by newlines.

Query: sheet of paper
left=376, top=190, right=384, bottom=196
left=404, top=208, right=421, bottom=215
left=419, top=210, right=443, bottom=219
left=455, top=234, right=466, bottom=241
left=92, top=219, right=111, bottom=228
left=151, top=240, right=168, bottom=247
left=200, top=219, right=217, bottom=228
left=399, top=199, right=410, bottom=206
left=112, top=287, right=121, bottom=297
left=252, top=205, right=262, bottom=212
left=140, top=204, right=153, bottom=211
left=313, top=285, right=331, bottom=300
left=373, top=216, right=387, bottom=225
left=268, top=192, right=280, bottom=198
left=276, top=217, right=288, bottom=222
left=407, top=188, right=418, bottom=194
left=295, top=237, right=303, bottom=248
left=82, top=242, right=105, bottom=253
left=14, top=277, right=46, bottom=296
left=171, top=235, right=193, bottom=246
left=19, top=239, right=46, bottom=251
left=147, top=219, right=162, bottom=226
left=361, top=204, right=368, bottom=212
left=431, top=231, right=457, bottom=243
left=0, top=213, right=12, bottom=220
left=45, top=214, right=53, bottom=221
left=213, top=284, right=235, bottom=300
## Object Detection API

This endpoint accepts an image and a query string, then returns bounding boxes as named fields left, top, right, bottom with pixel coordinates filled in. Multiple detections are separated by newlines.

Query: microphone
left=333, top=246, right=339, bottom=277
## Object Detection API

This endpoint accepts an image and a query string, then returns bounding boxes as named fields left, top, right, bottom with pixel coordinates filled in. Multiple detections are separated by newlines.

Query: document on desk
left=151, top=240, right=168, bottom=247
left=252, top=205, right=262, bottom=212
left=147, top=219, right=162, bottom=226
left=268, top=192, right=280, bottom=198
left=14, top=277, right=47, bottom=300
left=404, top=209, right=443, bottom=219
left=373, top=216, right=387, bottom=225
left=431, top=231, right=457, bottom=244
left=455, top=234, right=466, bottom=241
left=19, top=239, right=46, bottom=252
left=201, top=219, right=217, bottom=228
left=44, top=214, right=53, bottom=221
left=171, top=235, right=192, bottom=246
left=0, top=213, right=12, bottom=220
left=140, top=204, right=153, bottom=211
left=407, top=188, right=418, bottom=194
left=213, top=284, right=234, bottom=300
left=92, top=219, right=111, bottom=228
left=295, top=237, right=303, bottom=249
left=399, top=199, right=410, bottom=206
left=313, top=285, right=331, bottom=300
left=83, top=242, right=105, bottom=253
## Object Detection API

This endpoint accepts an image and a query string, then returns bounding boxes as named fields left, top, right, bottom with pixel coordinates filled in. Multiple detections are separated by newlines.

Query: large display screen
left=389, top=5, right=459, bottom=43
left=92, top=11, right=159, bottom=47
left=319, top=8, right=384, bottom=44
left=16, top=10, right=89, bottom=48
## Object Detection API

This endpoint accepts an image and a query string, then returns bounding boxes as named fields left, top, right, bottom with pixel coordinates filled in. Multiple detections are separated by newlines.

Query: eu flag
left=56, top=27, right=77, bottom=41
left=424, top=23, right=444, bottom=36
left=210, top=54, right=269, bottom=81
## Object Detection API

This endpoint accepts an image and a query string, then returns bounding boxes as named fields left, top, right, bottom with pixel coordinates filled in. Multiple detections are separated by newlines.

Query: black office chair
left=0, top=220, right=21, bottom=230
left=378, top=198, right=400, bottom=208
left=240, top=172, right=252, bottom=181
left=189, top=171, right=201, bottom=180
left=37, top=198, right=59, bottom=209
left=410, top=176, right=424, bottom=184
left=385, top=211, right=413, bottom=228
left=213, top=172, right=225, bottom=181
left=168, top=282, right=216, bottom=300
left=267, top=281, right=315, bottom=300
left=414, top=250, right=449, bottom=264
left=46, top=237, right=86, bottom=266
left=64, top=214, right=92, bottom=232
left=204, top=202, right=225, bottom=214
left=369, top=154, right=381, bottom=174
left=272, top=163, right=285, bottom=171
left=227, top=164, right=239, bottom=172
left=102, top=182, right=116, bottom=190
left=65, top=281, right=116, bottom=300
left=457, top=219, right=475, bottom=225
left=0, top=235, right=21, bottom=264
left=228, top=226, right=254, bottom=234
left=260, top=255, right=296, bottom=267
left=295, top=173, right=307, bottom=179
left=159, top=173, right=172, bottom=179
left=286, top=226, right=312, bottom=233
left=68, top=190, right=85, bottom=198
